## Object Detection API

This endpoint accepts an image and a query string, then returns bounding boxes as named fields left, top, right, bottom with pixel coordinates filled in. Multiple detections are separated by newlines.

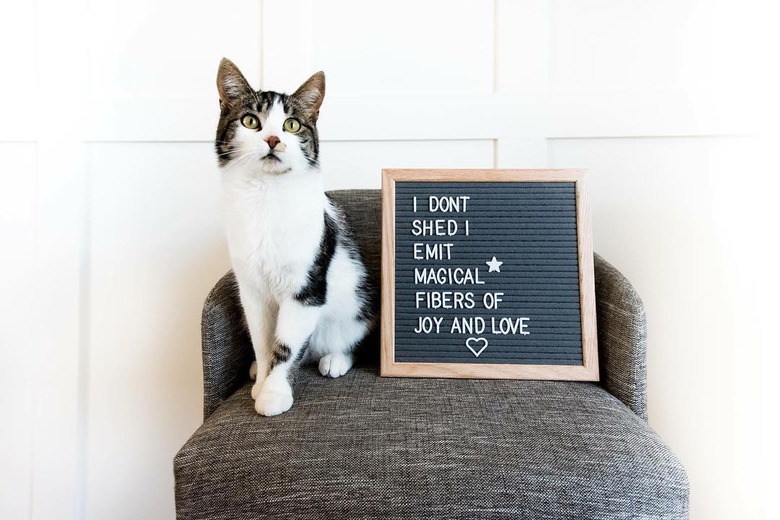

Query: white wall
left=0, top=1, right=773, bottom=519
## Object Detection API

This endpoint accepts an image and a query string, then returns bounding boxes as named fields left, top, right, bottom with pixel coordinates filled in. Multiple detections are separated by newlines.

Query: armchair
left=174, top=189, right=688, bottom=519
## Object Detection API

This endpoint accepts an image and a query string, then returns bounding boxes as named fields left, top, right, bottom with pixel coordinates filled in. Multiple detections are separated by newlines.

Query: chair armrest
left=594, top=254, right=648, bottom=420
left=201, top=271, right=252, bottom=419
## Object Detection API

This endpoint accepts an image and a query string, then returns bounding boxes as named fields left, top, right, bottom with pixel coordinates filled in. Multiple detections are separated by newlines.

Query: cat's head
left=215, top=58, right=325, bottom=175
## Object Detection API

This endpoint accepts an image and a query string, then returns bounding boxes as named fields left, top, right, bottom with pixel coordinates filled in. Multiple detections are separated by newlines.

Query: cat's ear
left=217, top=58, right=253, bottom=108
left=292, top=71, right=326, bottom=120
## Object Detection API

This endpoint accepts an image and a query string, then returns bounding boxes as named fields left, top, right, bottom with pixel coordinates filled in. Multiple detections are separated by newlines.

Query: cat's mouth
left=259, top=152, right=291, bottom=174
left=261, top=153, right=281, bottom=163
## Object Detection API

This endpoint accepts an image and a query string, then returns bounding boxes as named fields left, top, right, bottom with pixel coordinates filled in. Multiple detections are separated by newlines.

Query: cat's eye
left=241, top=114, right=259, bottom=130
left=283, top=118, right=301, bottom=133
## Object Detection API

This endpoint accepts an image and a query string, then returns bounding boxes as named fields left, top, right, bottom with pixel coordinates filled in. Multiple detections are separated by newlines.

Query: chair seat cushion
left=175, top=365, right=687, bottom=520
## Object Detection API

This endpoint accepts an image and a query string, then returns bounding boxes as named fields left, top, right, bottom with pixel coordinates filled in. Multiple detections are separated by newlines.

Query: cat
left=215, top=58, right=376, bottom=416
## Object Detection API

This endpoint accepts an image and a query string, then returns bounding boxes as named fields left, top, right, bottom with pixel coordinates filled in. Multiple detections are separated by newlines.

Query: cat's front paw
left=318, top=353, right=353, bottom=378
left=249, top=360, right=258, bottom=380
left=254, top=388, right=294, bottom=416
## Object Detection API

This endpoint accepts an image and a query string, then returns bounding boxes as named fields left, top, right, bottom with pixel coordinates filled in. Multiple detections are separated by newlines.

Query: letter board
left=381, top=169, right=598, bottom=380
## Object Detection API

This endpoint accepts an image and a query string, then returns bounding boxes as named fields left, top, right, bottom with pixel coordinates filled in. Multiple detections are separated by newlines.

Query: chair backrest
left=327, top=189, right=382, bottom=284
left=326, top=189, right=383, bottom=362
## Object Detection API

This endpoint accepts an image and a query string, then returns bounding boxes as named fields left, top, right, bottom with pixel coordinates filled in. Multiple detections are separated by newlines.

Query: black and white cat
left=215, top=58, right=375, bottom=416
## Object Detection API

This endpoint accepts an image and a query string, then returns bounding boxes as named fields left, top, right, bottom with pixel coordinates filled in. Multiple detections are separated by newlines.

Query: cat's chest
left=222, top=178, right=324, bottom=289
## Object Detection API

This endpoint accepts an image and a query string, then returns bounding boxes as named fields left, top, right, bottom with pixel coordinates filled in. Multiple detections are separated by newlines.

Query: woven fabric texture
left=175, top=365, right=688, bottom=520
left=201, top=272, right=253, bottom=419
left=201, top=189, right=648, bottom=419
left=593, top=254, right=648, bottom=419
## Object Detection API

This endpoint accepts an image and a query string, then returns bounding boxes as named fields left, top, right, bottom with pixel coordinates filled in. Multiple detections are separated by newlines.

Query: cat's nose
left=265, top=135, right=280, bottom=149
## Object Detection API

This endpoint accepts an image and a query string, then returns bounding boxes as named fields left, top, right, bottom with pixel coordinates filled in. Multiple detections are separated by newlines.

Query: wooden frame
left=381, top=169, right=599, bottom=380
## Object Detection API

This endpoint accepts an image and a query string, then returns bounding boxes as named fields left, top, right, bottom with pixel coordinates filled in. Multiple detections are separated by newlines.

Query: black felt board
left=393, top=182, right=583, bottom=365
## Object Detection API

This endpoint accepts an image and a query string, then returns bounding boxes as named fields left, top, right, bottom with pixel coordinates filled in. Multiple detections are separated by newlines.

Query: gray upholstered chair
left=174, top=190, right=688, bottom=519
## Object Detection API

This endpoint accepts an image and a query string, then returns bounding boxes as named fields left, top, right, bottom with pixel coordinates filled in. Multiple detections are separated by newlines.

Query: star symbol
left=486, top=256, right=503, bottom=273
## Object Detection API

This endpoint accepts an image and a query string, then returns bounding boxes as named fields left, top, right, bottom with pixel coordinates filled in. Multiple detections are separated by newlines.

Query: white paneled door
left=0, top=1, right=763, bottom=519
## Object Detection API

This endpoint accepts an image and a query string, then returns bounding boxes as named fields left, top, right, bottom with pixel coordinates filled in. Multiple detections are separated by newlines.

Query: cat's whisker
left=216, top=149, right=242, bottom=158
left=222, top=152, right=255, bottom=169
left=218, top=151, right=258, bottom=174
left=217, top=148, right=256, bottom=161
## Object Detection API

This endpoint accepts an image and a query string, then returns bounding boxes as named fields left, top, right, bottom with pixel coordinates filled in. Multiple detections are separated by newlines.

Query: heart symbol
left=465, top=337, right=488, bottom=357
